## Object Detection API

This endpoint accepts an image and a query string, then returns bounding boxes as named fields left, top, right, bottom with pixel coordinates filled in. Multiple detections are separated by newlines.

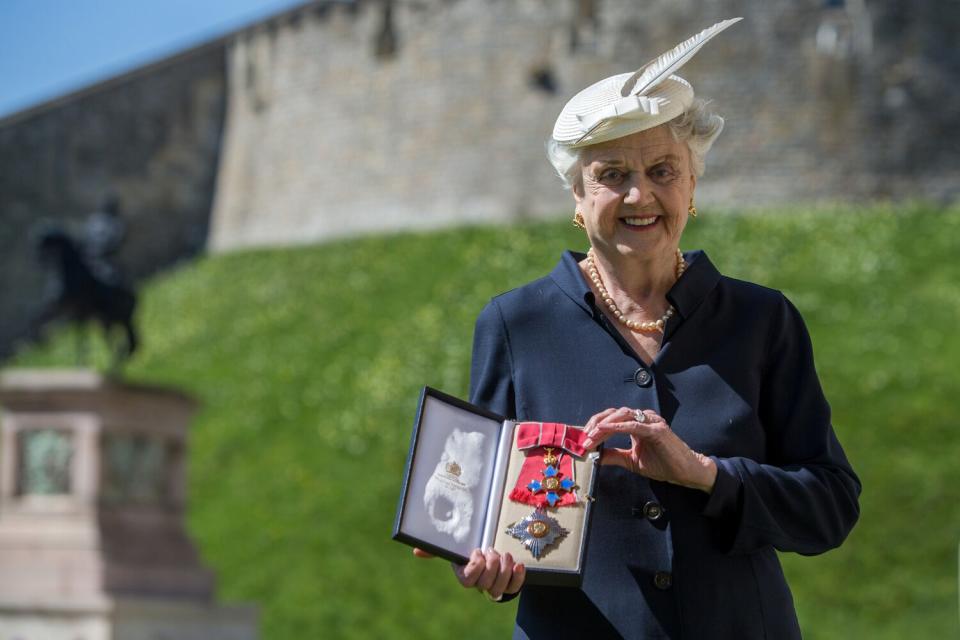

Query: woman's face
left=574, top=125, right=696, bottom=261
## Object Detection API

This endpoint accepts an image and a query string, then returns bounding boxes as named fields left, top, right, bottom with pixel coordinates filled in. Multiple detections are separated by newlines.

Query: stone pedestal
left=0, top=369, right=257, bottom=640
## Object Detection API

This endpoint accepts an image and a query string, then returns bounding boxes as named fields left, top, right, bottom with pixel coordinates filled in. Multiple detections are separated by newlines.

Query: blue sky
left=0, top=0, right=309, bottom=118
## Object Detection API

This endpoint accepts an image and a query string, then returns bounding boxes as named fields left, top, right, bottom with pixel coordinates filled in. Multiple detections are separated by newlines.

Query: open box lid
left=392, top=387, right=507, bottom=564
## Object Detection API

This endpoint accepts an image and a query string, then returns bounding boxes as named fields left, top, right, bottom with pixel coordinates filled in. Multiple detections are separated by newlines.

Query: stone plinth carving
left=0, top=369, right=257, bottom=640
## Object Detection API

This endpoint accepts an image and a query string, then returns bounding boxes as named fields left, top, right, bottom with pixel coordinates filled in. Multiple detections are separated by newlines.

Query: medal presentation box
left=392, top=387, right=600, bottom=587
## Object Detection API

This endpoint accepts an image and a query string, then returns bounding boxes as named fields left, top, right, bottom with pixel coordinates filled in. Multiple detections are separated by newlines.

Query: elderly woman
left=418, top=19, right=860, bottom=639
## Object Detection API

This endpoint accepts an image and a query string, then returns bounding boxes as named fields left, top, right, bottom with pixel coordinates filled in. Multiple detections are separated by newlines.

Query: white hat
left=552, top=18, right=742, bottom=148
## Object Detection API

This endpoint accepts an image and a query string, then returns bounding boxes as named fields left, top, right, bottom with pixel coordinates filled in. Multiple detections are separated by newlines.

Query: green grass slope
left=15, top=203, right=960, bottom=639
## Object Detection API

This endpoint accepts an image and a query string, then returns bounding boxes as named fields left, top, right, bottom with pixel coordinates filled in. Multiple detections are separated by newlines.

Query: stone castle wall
left=208, top=0, right=960, bottom=250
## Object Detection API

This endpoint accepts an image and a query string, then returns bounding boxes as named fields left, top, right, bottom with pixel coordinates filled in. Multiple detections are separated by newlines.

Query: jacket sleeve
left=702, top=294, right=861, bottom=556
left=468, top=300, right=523, bottom=604
left=468, top=299, right=518, bottom=418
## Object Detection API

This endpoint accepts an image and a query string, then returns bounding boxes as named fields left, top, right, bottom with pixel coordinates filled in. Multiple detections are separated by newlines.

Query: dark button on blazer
left=469, top=250, right=861, bottom=640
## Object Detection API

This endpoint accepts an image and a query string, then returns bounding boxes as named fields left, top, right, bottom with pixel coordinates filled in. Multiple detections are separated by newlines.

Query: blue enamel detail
left=527, top=480, right=542, bottom=492
left=546, top=492, right=559, bottom=506
left=544, top=466, right=558, bottom=477
left=561, top=478, right=575, bottom=490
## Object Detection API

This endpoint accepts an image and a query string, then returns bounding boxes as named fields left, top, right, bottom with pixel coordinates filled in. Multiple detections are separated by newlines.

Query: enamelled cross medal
left=527, top=447, right=576, bottom=505
left=505, top=423, right=587, bottom=559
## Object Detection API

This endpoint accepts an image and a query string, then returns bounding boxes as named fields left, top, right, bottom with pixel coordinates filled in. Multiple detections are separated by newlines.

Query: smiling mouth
left=622, top=216, right=658, bottom=228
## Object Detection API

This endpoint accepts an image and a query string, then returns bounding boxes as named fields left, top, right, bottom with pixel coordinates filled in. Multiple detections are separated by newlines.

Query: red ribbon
left=509, top=422, right=588, bottom=508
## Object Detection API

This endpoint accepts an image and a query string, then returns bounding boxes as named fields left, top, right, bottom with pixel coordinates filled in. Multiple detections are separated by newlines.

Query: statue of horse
left=31, top=227, right=138, bottom=370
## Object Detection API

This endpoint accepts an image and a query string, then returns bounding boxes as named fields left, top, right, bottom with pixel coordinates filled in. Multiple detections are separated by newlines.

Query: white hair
left=545, top=99, right=725, bottom=190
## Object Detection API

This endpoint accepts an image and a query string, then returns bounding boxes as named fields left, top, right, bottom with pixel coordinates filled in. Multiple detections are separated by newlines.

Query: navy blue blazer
left=469, top=250, right=860, bottom=640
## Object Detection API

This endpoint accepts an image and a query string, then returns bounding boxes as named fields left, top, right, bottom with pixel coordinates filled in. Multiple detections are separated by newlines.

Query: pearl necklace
left=586, top=248, right=686, bottom=333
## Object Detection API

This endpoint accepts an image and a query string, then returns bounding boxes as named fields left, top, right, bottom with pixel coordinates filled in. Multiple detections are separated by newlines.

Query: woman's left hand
left=581, top=407, right=718, bottom=493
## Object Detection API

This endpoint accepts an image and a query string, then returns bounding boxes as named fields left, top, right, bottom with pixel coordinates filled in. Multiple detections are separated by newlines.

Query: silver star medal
left=506, top=509, right=569, bottom=559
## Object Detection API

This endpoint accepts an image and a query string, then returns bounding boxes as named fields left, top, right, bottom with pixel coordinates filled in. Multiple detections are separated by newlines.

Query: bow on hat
left=576, top=95, right=667, bottom=132
left=553, top=17, right=742, bottom=148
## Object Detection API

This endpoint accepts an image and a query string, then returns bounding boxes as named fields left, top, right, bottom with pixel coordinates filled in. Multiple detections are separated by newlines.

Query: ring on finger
left=633, top=409, right=646, bottom=423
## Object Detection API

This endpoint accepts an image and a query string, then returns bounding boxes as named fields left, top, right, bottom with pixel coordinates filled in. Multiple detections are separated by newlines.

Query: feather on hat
left=552, top=18, right=742, bottom=148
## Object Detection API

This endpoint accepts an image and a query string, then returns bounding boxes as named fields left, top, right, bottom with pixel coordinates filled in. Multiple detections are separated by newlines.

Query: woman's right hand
left=413, top=547, right=525, bottom=600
